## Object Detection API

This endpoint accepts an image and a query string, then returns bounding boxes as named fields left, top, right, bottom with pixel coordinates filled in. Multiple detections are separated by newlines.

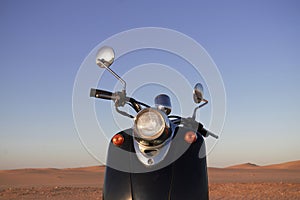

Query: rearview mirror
left=96, top=46, right=115, bottom=68
left=193, top=83, right=204, bottom=103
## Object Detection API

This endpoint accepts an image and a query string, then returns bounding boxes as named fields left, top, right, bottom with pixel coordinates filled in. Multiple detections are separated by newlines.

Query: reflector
left=112, top=134, right=124, bottom=146
left=184, top=131, right=197, bottom=144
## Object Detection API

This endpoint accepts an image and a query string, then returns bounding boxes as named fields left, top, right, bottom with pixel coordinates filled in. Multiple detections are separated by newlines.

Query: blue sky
left=0, top=0, right=299, bottom=169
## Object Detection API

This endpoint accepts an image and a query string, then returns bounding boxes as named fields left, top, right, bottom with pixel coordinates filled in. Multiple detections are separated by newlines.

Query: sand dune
left=226, top=160, right=300, bottom=170
left=261, top=160, right=300, bottom=170
left=0, top=161, right=299, bottom=199
left=227, top=162, right=259, bottom=169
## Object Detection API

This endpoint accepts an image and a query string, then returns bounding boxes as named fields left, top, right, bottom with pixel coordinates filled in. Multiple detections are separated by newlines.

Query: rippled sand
left=1, top=161, right=299, bottom=199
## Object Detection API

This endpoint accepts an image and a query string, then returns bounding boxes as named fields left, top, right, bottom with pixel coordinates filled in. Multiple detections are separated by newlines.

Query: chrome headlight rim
left=134, top=108, right=170, bottom=141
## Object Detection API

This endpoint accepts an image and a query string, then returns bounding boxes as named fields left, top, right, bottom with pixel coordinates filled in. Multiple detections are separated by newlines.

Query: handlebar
left=200, top=128, right=219, bottom=139
left=90, top=88, right=116, bottom=100
left=169, top=116, right=218, bottom=139
left=90, top=89, right=218, bottom=138
left=90, top=88, right=150, bottom=116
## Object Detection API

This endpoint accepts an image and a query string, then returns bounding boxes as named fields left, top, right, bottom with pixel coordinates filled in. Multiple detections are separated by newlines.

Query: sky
left=0, top=0, right=299, bottom=169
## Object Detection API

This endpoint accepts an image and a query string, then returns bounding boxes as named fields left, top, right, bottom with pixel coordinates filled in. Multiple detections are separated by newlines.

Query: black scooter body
left=103, top=127, right=209, bottom=200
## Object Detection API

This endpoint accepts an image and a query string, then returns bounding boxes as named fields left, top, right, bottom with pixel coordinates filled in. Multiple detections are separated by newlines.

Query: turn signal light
left=112, top=134, right=124, bottom=146
left=184, top=131, right=197, bottom=144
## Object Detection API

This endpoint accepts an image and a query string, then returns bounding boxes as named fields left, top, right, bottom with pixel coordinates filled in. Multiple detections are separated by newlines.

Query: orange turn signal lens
left=112, top=134, right=124, bottom=146
left=184, top=131, right=197, bottom=144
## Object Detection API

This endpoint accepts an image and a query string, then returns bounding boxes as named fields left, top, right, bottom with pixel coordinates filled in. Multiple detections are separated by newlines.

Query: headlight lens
left=134, top=108, right=168, bottom=141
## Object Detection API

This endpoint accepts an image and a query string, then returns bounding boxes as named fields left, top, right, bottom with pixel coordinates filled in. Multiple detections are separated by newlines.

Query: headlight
left=134, top=108, right=169, bottom=141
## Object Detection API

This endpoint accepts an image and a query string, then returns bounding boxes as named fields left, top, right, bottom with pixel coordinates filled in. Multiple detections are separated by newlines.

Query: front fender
left=103, top=127, right=208, bottom=200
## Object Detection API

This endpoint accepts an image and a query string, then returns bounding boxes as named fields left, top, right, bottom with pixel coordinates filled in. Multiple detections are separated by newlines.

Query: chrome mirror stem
left=102, top=63, right=127, bottom=92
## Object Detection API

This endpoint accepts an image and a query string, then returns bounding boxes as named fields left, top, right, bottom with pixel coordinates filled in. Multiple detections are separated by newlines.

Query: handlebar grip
left=90, top=88, right=115, bottom=100
left=201, top=128, right=219, bottom=139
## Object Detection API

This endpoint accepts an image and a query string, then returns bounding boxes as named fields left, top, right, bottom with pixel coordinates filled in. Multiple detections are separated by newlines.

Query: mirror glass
left=96, top=46, right=115, bottom=68
left=193, top=83, right=204, bottom=103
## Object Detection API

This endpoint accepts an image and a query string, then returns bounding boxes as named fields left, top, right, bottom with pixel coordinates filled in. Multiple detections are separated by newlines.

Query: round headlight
left=134, top=108, right=168, bottom=141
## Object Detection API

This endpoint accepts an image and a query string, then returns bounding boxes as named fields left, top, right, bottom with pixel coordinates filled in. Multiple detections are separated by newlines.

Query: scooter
left=90, top=46, right=218, bottom=200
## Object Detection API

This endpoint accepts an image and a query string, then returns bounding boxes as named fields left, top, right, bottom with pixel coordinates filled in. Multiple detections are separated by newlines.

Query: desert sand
left=0, top=161, right=299, bottom=200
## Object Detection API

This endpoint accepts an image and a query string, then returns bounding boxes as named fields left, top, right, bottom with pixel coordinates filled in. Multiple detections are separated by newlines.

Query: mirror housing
left=193, top=83, right=204, bottom=103
left=96, top=46, right=115, bottom=68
